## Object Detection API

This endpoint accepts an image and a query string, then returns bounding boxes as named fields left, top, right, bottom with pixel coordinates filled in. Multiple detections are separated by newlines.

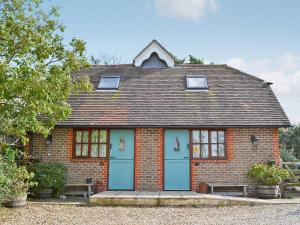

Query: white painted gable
left=133, top=40, right=175, bottom=67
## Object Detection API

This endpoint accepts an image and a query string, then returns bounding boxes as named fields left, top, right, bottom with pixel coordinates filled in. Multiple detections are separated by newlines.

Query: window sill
left=191, top=158, right=230, bottom=164
left=70, top=157, right=108, bottom=163
left=95, top=89, right=118, bottom=92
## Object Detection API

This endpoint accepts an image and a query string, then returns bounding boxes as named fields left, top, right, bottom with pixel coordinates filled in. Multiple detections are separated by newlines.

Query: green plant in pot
left=248, top=163, right=289, bottom=199
left=28, top=162, right=67, bottom=198
left=0, top=148, right=36, bottom=207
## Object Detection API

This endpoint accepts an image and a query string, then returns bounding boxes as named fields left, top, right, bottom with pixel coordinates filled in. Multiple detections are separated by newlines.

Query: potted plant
left=28, top=162, right=67, bottom=198
left=0, top=148, right=36, bottom=207
left=248, top=163, right=289, bottom=199
left=94, top=179, right=104, bottom=193
left=198, top=182, right=209, bottom=194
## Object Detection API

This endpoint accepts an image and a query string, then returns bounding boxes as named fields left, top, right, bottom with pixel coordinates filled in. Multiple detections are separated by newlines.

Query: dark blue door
left=109, top=129, right=134, bottom=190
left=164, top=130, right=190, bottom=190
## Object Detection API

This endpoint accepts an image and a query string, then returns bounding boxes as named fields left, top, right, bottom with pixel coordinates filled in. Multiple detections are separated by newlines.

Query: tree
left=187, top=55, right=204, bottom=64
left=173, top=54, right=204, bottom=64
left=0, top=0, right=93, bottom=145
left=173, top=55, right=185, bottom=64
left=90, top=54, right=122, bottom=65
left=279, top=125, right=300, bottom=161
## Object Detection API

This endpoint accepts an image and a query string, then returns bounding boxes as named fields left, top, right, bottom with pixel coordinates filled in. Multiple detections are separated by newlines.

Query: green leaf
left=0, top=0, right=93, bottom=144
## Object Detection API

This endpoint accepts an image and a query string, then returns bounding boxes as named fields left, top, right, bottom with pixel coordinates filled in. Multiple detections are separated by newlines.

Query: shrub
left=0, top=148, right=36, bottom=203
left=28, top=163, right=67, bottom=196
left=247, top=163, right=290, bottom=185
left=280, top=145, right=298, bottom=162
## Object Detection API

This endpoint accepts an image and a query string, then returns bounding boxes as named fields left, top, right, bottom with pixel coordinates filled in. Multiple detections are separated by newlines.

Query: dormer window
left=98, top=75, right=120, bottom=90
left=133, top=40, right=175, bottom=68
left=186, top=75, right=208, bottom=90
left=140, top=52, right=168, bottom=68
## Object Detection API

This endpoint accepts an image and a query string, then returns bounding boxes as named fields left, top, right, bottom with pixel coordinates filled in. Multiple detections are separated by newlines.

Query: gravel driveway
left=1, top=204, right=300, bottom=225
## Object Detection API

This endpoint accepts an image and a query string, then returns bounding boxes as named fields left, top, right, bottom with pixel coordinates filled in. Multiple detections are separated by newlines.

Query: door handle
left=183, top=156, right=189, bottom=159
left=110, top=144, right=112, bottom=149
left=110, top=156, right=116, bottom=159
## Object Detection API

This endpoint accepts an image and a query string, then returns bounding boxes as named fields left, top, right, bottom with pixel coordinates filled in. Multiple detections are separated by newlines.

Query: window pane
left=82, top=144, right=88, bottom=156
left=211, top=144, right=218, bottom=157
left=186, top=76, right=208, bottom=89
left=192, top=130, right=200, bottom=143
left=211, top=131, right=218, bottom=143
left=100, top=130, right=107, bottom=143
left=75, top=144, right=81, bottom=156
left=192, top=144, right=200, bottom=158
left=91, top=130, right=99, bottom=143
left=98, top=77, right=120, bottom=89
left=201, top=144, right=209, bottom=158
left=218, top=144, right=225, bottom=157
left=174, top=137, right=180, bottom=151
left=201, top=130, right=208, bottom=143
left=99, top=144, right=106, bottom=157
left=91, top=144, right=98, bottom=157
left=75, top=131, right=82, bottom=143
left=82, top=131, right=89, bottom=142
left=119, top=137, right=125, bottom=151
left=218, top=131, right=225, bottom=143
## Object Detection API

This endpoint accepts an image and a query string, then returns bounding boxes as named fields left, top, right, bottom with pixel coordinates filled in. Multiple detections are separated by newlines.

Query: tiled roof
left=57, top=64, right=290, bottom=127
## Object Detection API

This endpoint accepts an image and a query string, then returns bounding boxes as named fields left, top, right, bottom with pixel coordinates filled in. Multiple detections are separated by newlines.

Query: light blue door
left=164, top=130, right=190, bottom=190
left=109, top=129, right=134, bottom=190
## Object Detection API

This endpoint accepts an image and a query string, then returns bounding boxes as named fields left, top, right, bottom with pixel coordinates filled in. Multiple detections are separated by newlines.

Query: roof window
left=186, top=75, right=208, bottom=90
left=98, top=76, right=120, bottom=90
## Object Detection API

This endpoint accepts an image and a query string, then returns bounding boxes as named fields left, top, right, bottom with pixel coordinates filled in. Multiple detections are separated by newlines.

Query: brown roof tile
left=58, top=64, right=291, bottom=127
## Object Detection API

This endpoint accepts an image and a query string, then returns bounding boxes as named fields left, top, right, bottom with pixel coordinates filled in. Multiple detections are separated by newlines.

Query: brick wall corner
left=272, top=128, right=280, bottom=165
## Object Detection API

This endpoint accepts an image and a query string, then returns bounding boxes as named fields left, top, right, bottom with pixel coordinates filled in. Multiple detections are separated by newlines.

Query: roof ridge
left=91, top=64, right=134, bottom=68
left=224, top=65, right=266, bottom=83
left=133, top=39, right=175, bottom=63
left=175, top=64, right=227, bottom=67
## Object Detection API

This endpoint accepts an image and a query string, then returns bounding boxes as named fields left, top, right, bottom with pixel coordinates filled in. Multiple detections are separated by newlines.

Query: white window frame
left=98, top=75, right=120, bottom=90
left=186, top=75, right=208, bottom=90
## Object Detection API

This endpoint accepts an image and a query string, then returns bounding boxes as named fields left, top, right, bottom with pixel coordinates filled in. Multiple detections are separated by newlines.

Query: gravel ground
left=1, top=204, right=300, bottom=225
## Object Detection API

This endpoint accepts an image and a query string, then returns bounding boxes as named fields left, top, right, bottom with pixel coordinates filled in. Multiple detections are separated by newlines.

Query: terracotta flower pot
left=198, top=182, right=209, bottom=194
left=95, top=183, right=104, bottom=193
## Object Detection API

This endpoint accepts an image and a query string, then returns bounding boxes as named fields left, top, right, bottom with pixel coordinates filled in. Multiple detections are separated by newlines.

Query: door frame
left=108, top=128, right=136, bottom=191
left=163, top=128, right=191, bottom=191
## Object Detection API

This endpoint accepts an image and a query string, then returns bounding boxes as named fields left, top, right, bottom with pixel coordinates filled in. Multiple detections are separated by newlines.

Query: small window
left=74, top=129, right=108, bottom=158
left=98, top=76, right=120, bottom=89
left=186, top=75, right=208, bottom=89
left=191, top=129, right=226, bottom=159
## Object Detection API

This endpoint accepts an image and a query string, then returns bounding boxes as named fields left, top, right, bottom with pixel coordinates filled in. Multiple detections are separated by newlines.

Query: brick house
left=28, top=40, right=290, bottom=191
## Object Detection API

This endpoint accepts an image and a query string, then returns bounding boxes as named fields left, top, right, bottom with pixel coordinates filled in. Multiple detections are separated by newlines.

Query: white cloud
left=278, top=52, right=300, bottom=71
left=226, top=53, right=300, bottom=124
left=154, top=0, right=218, bottom=21
left=226, top=57, right=247, bottom=70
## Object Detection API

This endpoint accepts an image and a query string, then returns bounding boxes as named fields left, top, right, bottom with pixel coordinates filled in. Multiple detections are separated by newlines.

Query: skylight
left=186, top=75, right=208, bottom=90
left=98, top=76, right=120, bottom=90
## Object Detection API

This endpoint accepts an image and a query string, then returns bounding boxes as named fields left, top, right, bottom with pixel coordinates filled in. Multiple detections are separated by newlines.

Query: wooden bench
left=64, top=184, right=94, bottom=198
left=209, top=184, right=247, bottom=197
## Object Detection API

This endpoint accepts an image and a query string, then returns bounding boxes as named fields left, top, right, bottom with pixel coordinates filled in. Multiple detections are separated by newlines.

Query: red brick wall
left=157, top=128, right=164, bottom=191
left=272, top=128, right=280, bottom=165
left=134, top=128, right=164, bottom=191
left=191, top=128, right=234, bottom=190
left=31, top=127, right=280, bottom=191
left=191, top=128, right=279, bottom=191
left=31, top=128, right=108, bottom=190
left=134, top=129, right=141, bottom=190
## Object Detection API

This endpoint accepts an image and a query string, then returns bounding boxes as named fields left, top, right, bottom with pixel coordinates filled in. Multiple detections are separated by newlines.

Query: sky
left=44, top=0, right=300, bottom=124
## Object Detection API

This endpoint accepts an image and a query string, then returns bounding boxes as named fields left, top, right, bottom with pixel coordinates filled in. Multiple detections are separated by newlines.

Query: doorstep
left=89, top=191, right=286, bottom=207
left=28, top=197, right=88, bottom=205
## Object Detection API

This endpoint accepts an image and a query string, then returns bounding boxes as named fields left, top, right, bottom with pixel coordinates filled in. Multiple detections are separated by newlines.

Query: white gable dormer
left=133, top=40, right=175, bottom=68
